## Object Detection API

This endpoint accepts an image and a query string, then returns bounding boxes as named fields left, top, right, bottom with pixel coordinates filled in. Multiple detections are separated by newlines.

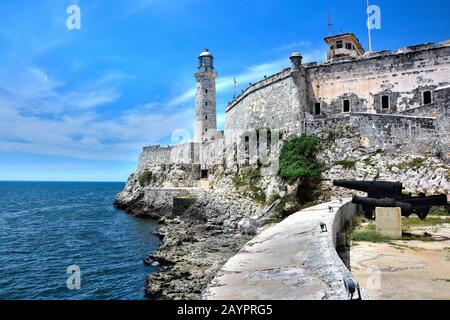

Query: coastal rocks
left=115, top=182, right=205, bottom=218
left=115, top=126, right=449, bottom=300
left=116, top=170, right=265, bottom=300
left=144, top=215, right=253, bottom=300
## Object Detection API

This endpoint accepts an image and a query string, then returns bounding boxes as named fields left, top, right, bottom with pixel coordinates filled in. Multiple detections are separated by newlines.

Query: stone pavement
left=203, top=200, right=370, bottom=300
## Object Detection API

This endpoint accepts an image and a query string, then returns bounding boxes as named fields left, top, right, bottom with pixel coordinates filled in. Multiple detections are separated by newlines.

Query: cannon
left=333, top=180, right=448, bottom=220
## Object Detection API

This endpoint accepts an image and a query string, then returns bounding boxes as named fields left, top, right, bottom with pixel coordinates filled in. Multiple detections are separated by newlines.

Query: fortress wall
left=224, top=69, right=308, bottom=170
left=351, top=114, right=440, bottom=154
left=138, top=145, right=172, bottom=171
left=170, top=142, right=199, bottom=164
left=306, top=113, right=446, bottom=156
left=137, top=143, right=201, bottom=171
left=306, top=45, right=450, bottom=116
left=225, top=70, right=305, bottom=134
left=200, top=139, right=225, bottom=168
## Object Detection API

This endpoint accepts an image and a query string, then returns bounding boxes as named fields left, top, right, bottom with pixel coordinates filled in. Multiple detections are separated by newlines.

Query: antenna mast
left=366, top=0, right=372, bottom=52
left=328, top=12, right=333, bottom=35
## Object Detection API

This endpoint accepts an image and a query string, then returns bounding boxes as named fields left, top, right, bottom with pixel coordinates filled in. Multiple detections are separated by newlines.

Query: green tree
left=138, top=170, right=153, bottom=187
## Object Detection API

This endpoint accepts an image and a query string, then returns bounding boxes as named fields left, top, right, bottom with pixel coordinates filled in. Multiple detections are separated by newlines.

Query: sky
left=0, top=0, right=449, bottom=182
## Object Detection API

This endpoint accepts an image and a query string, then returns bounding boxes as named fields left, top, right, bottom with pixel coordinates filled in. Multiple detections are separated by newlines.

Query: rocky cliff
left=115, top=126, right=449, bottom=299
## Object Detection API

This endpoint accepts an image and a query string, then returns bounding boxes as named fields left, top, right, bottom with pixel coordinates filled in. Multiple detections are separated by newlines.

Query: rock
left=114, top=130, right=450, bottom=300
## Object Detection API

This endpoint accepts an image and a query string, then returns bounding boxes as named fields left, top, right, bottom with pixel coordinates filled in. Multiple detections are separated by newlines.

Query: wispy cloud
left=167, top=48, right=326, bottom=110
left=0, top=99, right=193, bottom=162
left=0, top=65, right=192, bottom=161
left=167, top=57, right=290, bottom=108
left=123, top=0, right=157, bottom=16
left=0, top=66, right=127, bottom=117
left=0, top=47, right=326, bottom=163
left=268, top=40, right=312, bottom=53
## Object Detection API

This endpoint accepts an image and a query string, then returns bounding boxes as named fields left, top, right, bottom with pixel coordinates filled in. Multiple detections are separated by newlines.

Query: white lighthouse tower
left=194, top=49, right=218, bottom=144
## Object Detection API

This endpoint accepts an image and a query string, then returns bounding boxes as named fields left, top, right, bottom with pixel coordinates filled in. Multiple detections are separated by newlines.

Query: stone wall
left=222, top=40, right=449, bottom=165
left=306, top=112, right=448, bottom=160
left=225, top=69, right=306, bottom=135
left=137, top=142, right=200, bottom=172
left=133, top=40, right=449, bottom=187
left=306, top=41, right=450, bottom=116
left=200, top=139, right=225, bottom=168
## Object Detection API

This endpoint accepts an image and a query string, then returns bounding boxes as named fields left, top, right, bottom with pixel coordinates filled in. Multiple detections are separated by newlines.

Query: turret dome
left=199, top=49, right=213, bottom=57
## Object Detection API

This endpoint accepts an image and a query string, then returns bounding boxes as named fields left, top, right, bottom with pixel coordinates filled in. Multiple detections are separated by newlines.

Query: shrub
left=397, top=157, right=425, bottom=171
left=334, top=160, right=357, bottom=169
left=233, top=167, right=267, bottom=205
left=138, top=170, right=153, bottom=187
left=278, top=135, right=323, bottom=185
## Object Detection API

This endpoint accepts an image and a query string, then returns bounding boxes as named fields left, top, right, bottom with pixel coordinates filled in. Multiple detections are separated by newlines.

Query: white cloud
left=0, top=100, right=194, bottom=161
left=166, top=48, right=326, bottom=110
left=0, top=65, right=193, bottom=162
left=123, top=0, right=157, bottom=16
left=168, top=88, right=196, bottom=108
left=167, top=57, right=291, bottom=109
left=0, top=66, right=127, bottom=116
left=0, top=47, right=327, bottom=163
left=268, top=40, right=312, bottom=53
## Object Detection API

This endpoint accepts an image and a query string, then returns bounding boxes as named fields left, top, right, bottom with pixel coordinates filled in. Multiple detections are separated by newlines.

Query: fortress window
left=205, top=115, right=208, bottom=120
left=382, top=95, right=390, bottom=109
left=346, top=43, right=352, bottom=50
left=343, top=100, right=350, bottom=113
left=423, top=91, right=432, bottom=105
left=205, top=89, right=208, bottom=94
left=336, top=40, right=343, bottom=49
left=315, top=103, right=321, bottom=115
left=205, top=102, right=208, bottom=106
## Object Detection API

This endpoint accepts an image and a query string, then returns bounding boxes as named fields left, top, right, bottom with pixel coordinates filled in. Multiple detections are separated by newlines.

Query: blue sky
left=0, top=0, right=449, bottom=182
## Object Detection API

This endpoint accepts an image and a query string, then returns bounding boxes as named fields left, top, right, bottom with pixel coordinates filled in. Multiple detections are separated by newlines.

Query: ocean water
left=0, top=181, right=160, bottom=300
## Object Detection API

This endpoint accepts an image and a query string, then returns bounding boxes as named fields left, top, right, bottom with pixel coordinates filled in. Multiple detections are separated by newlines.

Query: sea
left=0, top=181, right=160, bottom=300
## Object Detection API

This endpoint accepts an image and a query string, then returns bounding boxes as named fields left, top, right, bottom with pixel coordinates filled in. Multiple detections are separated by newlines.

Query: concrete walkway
left=203, top=200, right=369, bottom=300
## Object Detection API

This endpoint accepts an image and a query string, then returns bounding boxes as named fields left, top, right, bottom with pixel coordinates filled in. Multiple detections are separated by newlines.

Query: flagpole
left=367, top=0, right=372, bottom=52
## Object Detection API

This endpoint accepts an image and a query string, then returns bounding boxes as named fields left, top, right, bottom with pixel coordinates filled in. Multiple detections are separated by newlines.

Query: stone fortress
left=116, top=32, right=450, bottom=300
left=137, top=32, right=450, bottom=187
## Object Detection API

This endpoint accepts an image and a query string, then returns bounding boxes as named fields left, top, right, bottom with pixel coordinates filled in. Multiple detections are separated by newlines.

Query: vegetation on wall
left=233, top=166, right=267, bottom=205
left=138, top=170, right=154, bottom=187
left=334, top=159, right=357, bottom=169
left=274, top=135, right=324, bottom=216
left=397, top=157, right=425, bottom=170
left=268, top=135, right=324, bottom=218
left=278, top=135, right=323, bottom=185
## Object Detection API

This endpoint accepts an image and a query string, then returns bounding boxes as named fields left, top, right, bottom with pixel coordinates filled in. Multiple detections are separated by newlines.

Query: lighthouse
left=194, top=49, right=218, bottom=144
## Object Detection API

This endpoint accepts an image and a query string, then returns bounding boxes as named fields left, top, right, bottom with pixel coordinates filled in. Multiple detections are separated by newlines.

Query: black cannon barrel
left=352, top=195, right=413, bottom=216
left=401, top=194, right=448, bottom=207
left=333, top=180, right=403, bottom=197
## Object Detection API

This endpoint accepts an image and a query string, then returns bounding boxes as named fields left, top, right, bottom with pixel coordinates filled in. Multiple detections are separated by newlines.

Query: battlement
left=316, top=38, right=450, bottom=66
left=226, top=38, right=450, bottom=114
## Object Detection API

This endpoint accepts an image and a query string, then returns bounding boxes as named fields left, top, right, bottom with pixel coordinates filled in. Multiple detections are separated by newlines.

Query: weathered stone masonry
left=136, top=34, right=450, bottom=182
left=224, top=37, right=450, bottom=165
